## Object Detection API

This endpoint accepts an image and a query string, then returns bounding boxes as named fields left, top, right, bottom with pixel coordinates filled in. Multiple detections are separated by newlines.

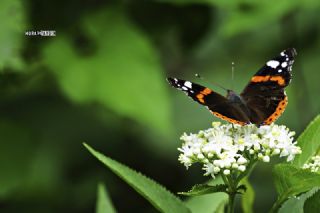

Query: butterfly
left=167, top=48, right=297, bottom=125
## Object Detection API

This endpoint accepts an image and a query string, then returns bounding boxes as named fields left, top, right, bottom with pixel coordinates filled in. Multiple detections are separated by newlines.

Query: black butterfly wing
left=240, top=48, right=297, bottom=125
left=167, top=77, right=250, bottom=125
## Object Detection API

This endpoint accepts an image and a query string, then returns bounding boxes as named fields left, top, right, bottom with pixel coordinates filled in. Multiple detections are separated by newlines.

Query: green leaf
left=43, top=7, right=172, bottom=135
left=293, top=115, right=320, bottom=167
left=214, top=200, right=228, bottom=213
left=84, top=143, right=191, bottom=213
left=96, top=183, right=116, bottom=213
left=179, top=184, right=227, bottom=196
left=184, top=178, right=228, bottom=213
left=304, top=188, right=320, bottom=213
left=185, top=177, right=228, bottom=213
left=240, top=178, right=254, bottom=213
left=272, top=164, right=320, bottom=211
left=279, top=188, right=319, bottom=213
left=0, top=0, right=26, bottom=70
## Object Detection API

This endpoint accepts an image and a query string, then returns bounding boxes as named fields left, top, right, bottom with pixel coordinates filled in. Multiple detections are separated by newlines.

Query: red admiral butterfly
left=167, top=48, right=297, bottom=125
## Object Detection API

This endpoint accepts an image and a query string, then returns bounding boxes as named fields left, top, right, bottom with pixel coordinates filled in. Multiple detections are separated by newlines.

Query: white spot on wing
left=278, top=69, right=282, bottom=73
left=182, top=86, right=188, bottom=91
left=281, top=62, right=287, bottom=68
left=280, top=52, right=285, bottom=56
left=184, top=81, right=192, bottom=88
left=267, top=60, right=280, bottom=68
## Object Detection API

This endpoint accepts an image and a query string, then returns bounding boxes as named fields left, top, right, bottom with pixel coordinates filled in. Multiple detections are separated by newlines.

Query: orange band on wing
left=251, top=75, right=286, bottom=86
left=270, top=76, right=285, bottom=86
left=211, top=111, right=246, bottom=126
left=196, top=94, right=205, bottom=103
left=251, top=75, right=270, bottom=83
left=196, top=88, right=213, bottom=103
left=263, top=96, right=288, bottom=125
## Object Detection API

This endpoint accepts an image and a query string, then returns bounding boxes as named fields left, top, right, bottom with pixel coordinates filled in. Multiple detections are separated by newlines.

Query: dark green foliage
left=1, top=0, right=320, bottom=212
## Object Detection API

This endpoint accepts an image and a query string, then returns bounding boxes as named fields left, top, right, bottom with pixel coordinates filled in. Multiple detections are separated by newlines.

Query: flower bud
left=262, top=155, right=270, bottom=162
left=224, top=162, right=231, bottom=168
left=213, top=167, right=220, bottom=173
left=223, top=169, right=230, bottom=175
left=237, top=157, right=247, bottom=165
left=238, top=165, right=246, bottom=172
left=232, top=163, right=239, bottom=169
left=197, top=153, right=205, bottom=159
left=212, top=122, right=221, bottom=127
left=272, top=148, right=280, bottom=155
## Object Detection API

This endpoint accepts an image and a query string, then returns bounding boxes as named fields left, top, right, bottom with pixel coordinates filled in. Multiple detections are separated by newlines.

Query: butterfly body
left=167, top=48, right=297, bottom=125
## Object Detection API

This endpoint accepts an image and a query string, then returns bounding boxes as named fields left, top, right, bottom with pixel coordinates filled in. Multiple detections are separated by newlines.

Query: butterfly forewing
left=167, top=78, right=250, bottom=125
left=240, top=48, right=296, bottom=124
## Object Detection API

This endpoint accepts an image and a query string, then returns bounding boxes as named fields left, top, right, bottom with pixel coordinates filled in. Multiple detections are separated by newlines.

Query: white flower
left=178, top=122, right=301, bottom=178
left=237, top=157, right=247, bottom=164
left=223, top=169, right=231, bottom=175
left=238, top=165, right=246, bottom=172
left=203, top=163, right=215, bottom=177
left=263, top=155, right=270, bottom=162
left=303, top=155, right=320, bottom=173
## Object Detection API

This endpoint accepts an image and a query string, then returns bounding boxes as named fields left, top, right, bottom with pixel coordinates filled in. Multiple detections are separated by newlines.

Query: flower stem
left=224, top=175, right=237, bottom=213
left=227, top=191, right=236, bottom=213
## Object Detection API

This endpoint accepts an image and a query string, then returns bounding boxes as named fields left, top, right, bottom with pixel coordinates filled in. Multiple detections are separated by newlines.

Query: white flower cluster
left=178, top=122, right=301, bottom=178
left=302, top=156, right=320, bottom=173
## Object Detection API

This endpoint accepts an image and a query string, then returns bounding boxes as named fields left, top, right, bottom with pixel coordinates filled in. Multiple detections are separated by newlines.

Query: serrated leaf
left=96, top=183, right=116, bottom=213
left=43, top=8, right=172, bottom=135
left=272, top=164, right=320, bottom=211
left=179, top=184, right=228, bottom=196
left=237, top=184, right=247, bottom=194
left=240, top=178, right=254, bottom=213
left=304, top=188, right=320, bottom=213
left=293, top=115, right=320, bottom=167
left=184, top=177, right=228, bottom=213
left=0, top=0, right=26, bottom=70
left=84, top=143, right=190, bottom=213
left=279, top=188, right=319, bottom=213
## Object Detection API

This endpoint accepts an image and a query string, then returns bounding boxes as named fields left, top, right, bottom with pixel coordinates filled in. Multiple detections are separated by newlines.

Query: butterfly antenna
left=195, top=73, right=228, bottom=91
left=231, top=62, right=235, bottom=90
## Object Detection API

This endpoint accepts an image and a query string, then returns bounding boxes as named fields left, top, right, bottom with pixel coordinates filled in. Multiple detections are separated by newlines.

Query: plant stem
left=225, top=175, right=237, bottom=213
left=268, top=198, right=282, bottom=213
left=227, top=191, right=236, bottom=213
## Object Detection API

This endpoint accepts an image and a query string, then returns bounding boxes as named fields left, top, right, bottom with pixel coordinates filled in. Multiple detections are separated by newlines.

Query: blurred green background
left=1, top=0, right=320, bottom=212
